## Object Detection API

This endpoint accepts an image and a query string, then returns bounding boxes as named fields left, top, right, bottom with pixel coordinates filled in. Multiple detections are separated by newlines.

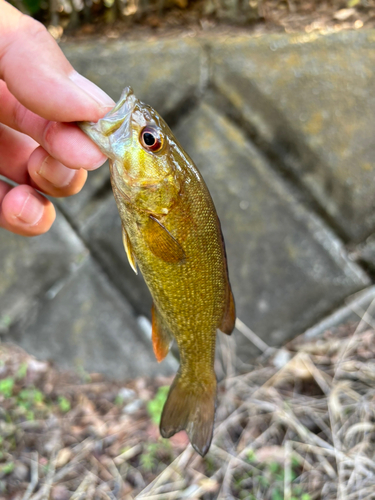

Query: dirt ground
left=1, top=319, right=375, bottom=499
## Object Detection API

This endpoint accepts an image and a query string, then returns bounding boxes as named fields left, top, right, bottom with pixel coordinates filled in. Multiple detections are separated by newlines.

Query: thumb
left=0, top=1, right=114, bottom=123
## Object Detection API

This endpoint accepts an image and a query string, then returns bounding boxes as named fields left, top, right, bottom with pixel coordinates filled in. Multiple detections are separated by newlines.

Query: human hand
left=0, top=1, right=114, bottom=236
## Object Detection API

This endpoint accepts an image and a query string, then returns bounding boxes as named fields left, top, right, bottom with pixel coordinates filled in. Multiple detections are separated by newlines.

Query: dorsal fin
left=217, top=224, right=236, bottom=335
left=152, top=304, right=173, bottom=362
left=122, top=227, right=137, bottom=274
left=220, top=285, right=236, bottom=335
left=144, top=215, right=186, bottom=264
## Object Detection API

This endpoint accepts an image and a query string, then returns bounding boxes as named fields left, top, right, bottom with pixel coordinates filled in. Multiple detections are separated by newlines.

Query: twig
left=136, top=447, right=194, bottom=498
left=216, top=458, right=233, bottom=499
left=30, top=450, right=57, bottom=500
left=70, top=471, right=98, bottom=500
left=235, top=318, right=270, bottom=353
left=284, top=441, right=292, bottom=500
left=22, top=452, right=39, bottom=500
left=114, top=444, right=142, bottom=465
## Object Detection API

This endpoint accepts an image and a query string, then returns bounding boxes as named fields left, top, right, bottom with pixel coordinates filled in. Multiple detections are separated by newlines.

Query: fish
left=78, top=87, right=235, bottom=456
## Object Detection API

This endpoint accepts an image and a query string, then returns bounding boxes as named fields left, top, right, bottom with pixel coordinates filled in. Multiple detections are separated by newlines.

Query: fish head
left=79, top=87, right=185, bottom=215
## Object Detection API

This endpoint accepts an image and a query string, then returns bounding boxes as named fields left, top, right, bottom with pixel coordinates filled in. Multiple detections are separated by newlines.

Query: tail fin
left=160, top=371, right=217, bottom=457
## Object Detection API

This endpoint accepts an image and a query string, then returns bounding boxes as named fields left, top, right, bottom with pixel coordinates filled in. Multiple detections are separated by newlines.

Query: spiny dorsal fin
left=122, top=227, right=137, bottom=274
left=219, top=286, right=236, bottom=335
left=152, top=304, right=173, bottom=362
left=144, top=215, right=186, bottom=264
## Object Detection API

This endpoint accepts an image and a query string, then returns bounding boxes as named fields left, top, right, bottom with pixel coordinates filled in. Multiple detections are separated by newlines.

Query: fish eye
left=140, top=126, right=163, bottom=152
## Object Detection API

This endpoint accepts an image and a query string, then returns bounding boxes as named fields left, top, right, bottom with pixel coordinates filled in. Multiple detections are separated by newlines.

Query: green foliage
left=0, top=371, right=76, bottom=462
left=239, top=492, right=256, bottom=500
left=76, top=365, right=92, bottom=384
left=269, top=461, right=280, bottom=474
left=0, top=378, right=14, bottom=398
left=259, top=475, right=270, bottom=488
left=0, top=315, right=12, bottom=329
left=58, top=396, right=71, bottom=413
left=0, top=462, right=14, bottom=475
left=0, top=368, right=72, bottom=421
left=271, top=489, right=283, bottom=500
left=147, top=386, right=169, bottom=425
left=204, top=454, right=219, bottom=475
left=16, top=363, right=28, bottom=380
left=140, top=443, right=158, bottom=471
left=26, top=410, right=35, bottom=421
left=246, top=448, right=257, bottom=463
left=140, top=440, right=172, bottom=472
left=22, top=0, right=43, bottom=14
left=15, top=388, right=45, bottom=421
left=114, top=395, right=124, bottom=406
left=18, top=388, right=44, bottom=404
left=232, top=453, right=311, bottom=499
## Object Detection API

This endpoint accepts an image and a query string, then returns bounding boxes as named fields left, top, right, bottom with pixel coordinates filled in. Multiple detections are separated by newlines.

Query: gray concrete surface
left=2, top=31, right=375, bottom=377
left=10, top=257, right=175, bottom=378
left=62, top=38, right=206, bottom=118
left=211, top=31, right=375, bottom=242
left=0, top=212, right=87, bottom=332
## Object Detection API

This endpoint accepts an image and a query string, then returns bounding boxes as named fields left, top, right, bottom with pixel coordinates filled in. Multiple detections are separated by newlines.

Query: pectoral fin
left=122, top=227, right=137, bottom=274
left=152, top=304, right=173, bottom=362
left=144, top=215, right=186, bottom=264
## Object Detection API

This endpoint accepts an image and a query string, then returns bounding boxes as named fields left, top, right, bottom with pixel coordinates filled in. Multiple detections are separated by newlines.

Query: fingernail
left=87, top=156, right=108, bottom=171
left=69, top=71, right=115, bottom=109
left=38, top=156, right=76, bottom=188
left=16, top=193, right=44, bottom=225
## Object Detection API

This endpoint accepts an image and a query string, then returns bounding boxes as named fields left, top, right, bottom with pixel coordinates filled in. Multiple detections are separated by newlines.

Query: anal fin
left=122, top=227, right=137, bottom=274
left=152, top=304, right=173, bottom=362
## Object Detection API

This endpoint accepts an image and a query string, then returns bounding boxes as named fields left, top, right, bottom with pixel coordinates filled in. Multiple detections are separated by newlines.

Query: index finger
left=0, top=80, right=107, bottom=170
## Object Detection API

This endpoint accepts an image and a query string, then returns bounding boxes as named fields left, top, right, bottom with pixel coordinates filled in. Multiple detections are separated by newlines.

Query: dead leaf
left=334, top=8, right=356, bottom=20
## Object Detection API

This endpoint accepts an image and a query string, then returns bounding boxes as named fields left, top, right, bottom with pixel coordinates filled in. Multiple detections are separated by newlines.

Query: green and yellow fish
left=79, top=87, right=235, bottom=456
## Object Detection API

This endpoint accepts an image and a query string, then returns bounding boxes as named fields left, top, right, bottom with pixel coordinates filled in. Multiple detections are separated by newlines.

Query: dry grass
left=1, top=303, right=375, bottom=499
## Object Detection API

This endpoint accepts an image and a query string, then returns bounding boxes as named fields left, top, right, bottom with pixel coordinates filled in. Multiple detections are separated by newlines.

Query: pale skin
left=0, top=0, right=115, bottom=236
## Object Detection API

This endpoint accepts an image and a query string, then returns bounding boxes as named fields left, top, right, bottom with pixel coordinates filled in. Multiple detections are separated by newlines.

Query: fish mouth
left=78, top=86, right=137, bottom=160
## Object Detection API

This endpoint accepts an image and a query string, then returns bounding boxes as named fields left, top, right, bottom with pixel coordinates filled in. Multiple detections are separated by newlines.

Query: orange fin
left=220, top=286, right=236, bottom=335
left=152, top=304, right=173, bottom=362
left=144, top=215, right=186, bottom=264
left=160, top=370, right=217, bottom=456
left=122, top=227, right=137, bottom=274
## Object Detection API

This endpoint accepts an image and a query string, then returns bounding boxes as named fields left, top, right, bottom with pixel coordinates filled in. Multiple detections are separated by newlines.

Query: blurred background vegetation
left=8, top=0, right=263, bottom=30
left=7, top=0, right=375, bottom=38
